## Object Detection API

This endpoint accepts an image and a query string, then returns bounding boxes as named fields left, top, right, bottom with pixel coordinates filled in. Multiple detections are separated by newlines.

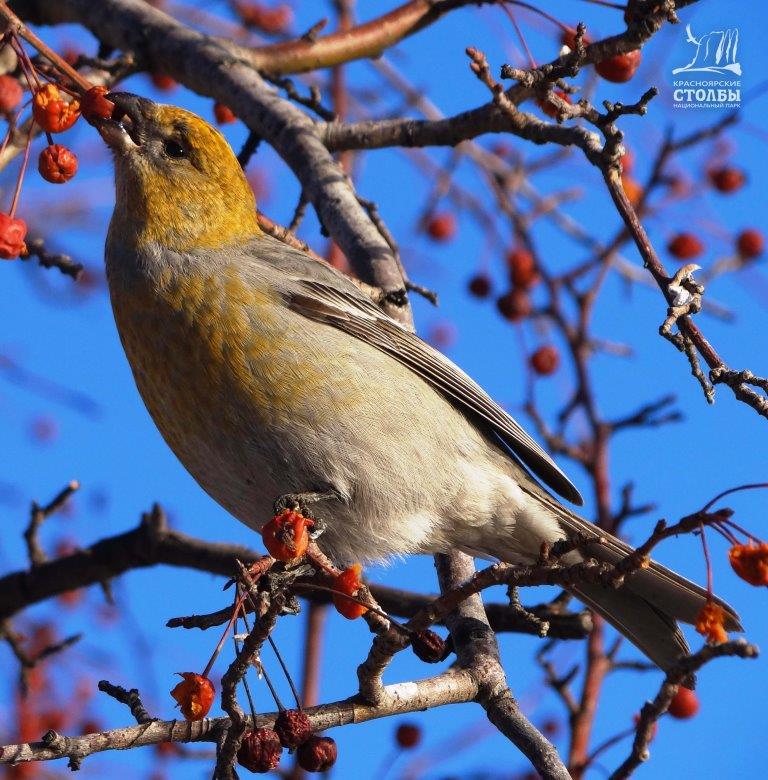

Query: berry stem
left=698, top=521, right=714, bottom=598
left=8, top=121, right=32, bottom=217
left=201, top=588, right=248, bottom=679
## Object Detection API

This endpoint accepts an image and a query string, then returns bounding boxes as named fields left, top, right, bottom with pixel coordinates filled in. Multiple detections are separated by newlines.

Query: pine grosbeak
left=99, top=93, right=739, bottom=673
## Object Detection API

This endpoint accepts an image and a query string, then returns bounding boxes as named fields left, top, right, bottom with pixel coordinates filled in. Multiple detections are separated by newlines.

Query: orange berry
left=667, top=686, right=699, bottom=719
left=261, top=509, right=313, bottom=561
left=667, top=232, right=703, bottom=260
left=468, top=273, right=492, bottom=298
left=538, top=90, right=572, bottom=119
left=425, top=212, right=456, bottom=242
left=38, top=144, right=78, bottom=184
left=0, top=213, right=27, bottom=259
left=728, top=542, right=768, bottom=585
left=621, top=174, right=642, bottom=207
left=0, top=74, right=23, bottom=113
left=395, top=723, right=422, bottom=749
left=496, top=288, right=531, bottom=322
left=695, top=601, right=728, bottom=645
left=214, top=102, right=236, bottom=125
left=736, top=229, right=764, bottom=260
left=709, top=166, right=745, bottom=194
left=595, top=50, right=641, bottom=83
left=506, top=247, right=539, bottom=289
left=170, top=672, right=214, bottom=721
left=81, top=86, right=115, bottom=125
left=620, top=147, right=634, bottom=175
left=530, top=345, right=560, bottom=376
left=332, top=563, right=368, bottom=619
left=32, top=84, right=80, bottom=133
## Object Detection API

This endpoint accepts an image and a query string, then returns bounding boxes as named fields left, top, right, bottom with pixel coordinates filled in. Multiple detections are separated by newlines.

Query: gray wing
left=251, top=235, right=583, bottom=505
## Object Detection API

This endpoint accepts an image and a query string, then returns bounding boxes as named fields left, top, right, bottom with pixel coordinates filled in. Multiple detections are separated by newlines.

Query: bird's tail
left=566, top=531, right=742, bottom=675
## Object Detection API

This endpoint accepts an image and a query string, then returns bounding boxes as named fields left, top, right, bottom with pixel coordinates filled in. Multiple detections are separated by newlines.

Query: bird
left=98, top=92, right=739, bottom=674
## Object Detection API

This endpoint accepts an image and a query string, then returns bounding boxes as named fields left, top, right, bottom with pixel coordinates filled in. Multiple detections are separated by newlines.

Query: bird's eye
left=163, top=139, right=186, bottom=159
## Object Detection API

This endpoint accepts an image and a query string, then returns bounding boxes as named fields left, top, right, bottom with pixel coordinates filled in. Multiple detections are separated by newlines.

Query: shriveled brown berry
left=395, top=722, right=422, bottom=749
left=274, top=708, right=312, bottom=749
left=736, top=228, right=764, bottom=260
left=468, top=273, right=492, bottom=298
left=0, top=75, right=22, bottom=113
left=411, top=629, right=449, bottom=663
left=497, top=289, right=531, bottom=322
left=709, top=166, right=745, bottom=194
left=667, top=232, right=703, bottom=260
left=506, top=247, right=538, bottom=289
left=530, top=345, right=560, bottom=376
left=595, top=50, right=641, bottom=83
left=237, top=728, right=282, bottom=773
left=425, top=212, right=456, bottom=242
left=296, top=735, right=337, bottom=772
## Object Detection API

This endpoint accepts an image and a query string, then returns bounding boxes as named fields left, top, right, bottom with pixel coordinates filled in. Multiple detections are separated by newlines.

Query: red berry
left=214, top=102, right=236, bottom=125
left=234, top=2, right=293, bottom=34
left=506, top=248, right=538, bottom=289
left=736, top=228, right=764, bottom=260
left=667, top=686, right=699, bottom=719
left=38, top=144, right=78, bottom=184
left=620, top=147, right=634, bottom=175
left=81, top=86, right=115, bottom=125
left=667, top=232, right=703, bottom=260
left=0, top=74, right=22, bottom=113
left=530, top=345, right=560, bottom=376
left=332, top=564, right=368, bottom=619
left=395, top=723, right=422, bottom=749
left=0, top=212, right=27, bottom=259
left=261, top=509, right=313, bottom=561
left=595, top=50, right=642, bottom=83
left=468, top=273, right=492, bottom=298
left=496, top=289, right=531, bottom=322
left=32, top=84, right=80, bottom=133
left=238, top=728, right=282, bottom=773
left=274, top=709, right=312, bottom=750
left=425, top=212, right=456, bottom=242
left=296, top=735, right=337, bottom=772
left=538, top=90, right=572, bottom=119
left=151, top=73, right=176, bottom=91
left=709, top=166, right=745, bottom=194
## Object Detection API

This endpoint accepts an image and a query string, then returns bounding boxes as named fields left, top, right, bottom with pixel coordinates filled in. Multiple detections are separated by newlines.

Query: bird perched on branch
left=99, top=92, right=739, bottom=674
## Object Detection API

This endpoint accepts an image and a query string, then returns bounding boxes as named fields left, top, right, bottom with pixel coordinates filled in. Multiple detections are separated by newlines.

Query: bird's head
left=99, top=92, right=260, bottom=253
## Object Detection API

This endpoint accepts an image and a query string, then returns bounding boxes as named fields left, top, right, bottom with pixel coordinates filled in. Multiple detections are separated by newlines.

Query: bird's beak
left=97, top=92, right=153, bottom=152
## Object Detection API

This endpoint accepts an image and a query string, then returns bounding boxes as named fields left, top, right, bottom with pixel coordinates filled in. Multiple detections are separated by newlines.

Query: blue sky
left=1, top=1, right=767, bottom=777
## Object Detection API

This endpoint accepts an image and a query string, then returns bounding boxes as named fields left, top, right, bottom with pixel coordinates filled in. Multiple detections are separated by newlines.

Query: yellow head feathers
left=102, top=93, right=261, bottom=253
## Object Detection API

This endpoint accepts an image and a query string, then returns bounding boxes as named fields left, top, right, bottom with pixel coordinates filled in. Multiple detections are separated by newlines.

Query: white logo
left=673, top=24, right=741, bottom=76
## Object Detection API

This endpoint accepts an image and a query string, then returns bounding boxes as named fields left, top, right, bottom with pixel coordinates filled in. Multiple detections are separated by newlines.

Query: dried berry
left=274, top=708, right=312, bottom=749
left=695, top=601, right=728, bottom=645
left=496, top=289, right=531, bottom=323
left=261, top=509, right=313, bottom=561
left=411, top=629, right=448, bottom=663
left=81, top=86, right=115, bottom=125
left=214, top=102, right=237, bottom=125
left=332, top=563, right=368, bottom=619
left=709, top=166, right=745, bottom=194
left=595, top=50, right=641, bottom=83
left=736, top=229, right=764, bottom=260
left=667, top=232, right=703, bottom=260
left=728, top=542, right=768, bottom=586
left=238, top=728, right=282, bottom=773
left=38, top=144, right=78, bottom=184
left=0, top=213, right=27, bottom=259
left=0, top=74, right=23, bottom=113
left=468, top=273, right=492, bottom=299
left=667, top=686, right=699, bottom=719
left=296, top=735, right=337, bottom=772
left=32, top=84, right=80, bottom=133
left=506, top=247, right=538, bottom=289
left=530, top=345, right=560, bottom=376
left=170, top=672, right=214, bottom=721
left=425, top=212, right=456, bottom=242
left=395, top=723, right=422, bottom=749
